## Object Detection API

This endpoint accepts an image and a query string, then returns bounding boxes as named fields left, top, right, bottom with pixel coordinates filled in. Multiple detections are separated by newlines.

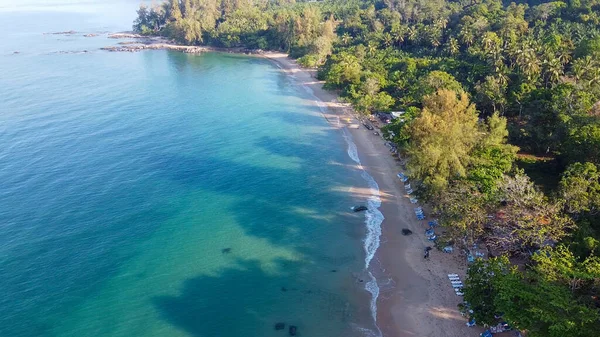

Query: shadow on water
left=153, top=258, right=308, bottom=337
left=166, top=51, right=274, bottom=74
left=165, top=51, right=300, bottom=98
left=149, top=128, right=370, bottom=336
left=150, top=129, right=360, bottom=249
left=262, top=110, right=331, bottom=128
left=144, top=53, right=374, bottom=336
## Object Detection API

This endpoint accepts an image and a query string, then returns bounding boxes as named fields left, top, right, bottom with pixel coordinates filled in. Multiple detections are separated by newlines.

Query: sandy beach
left=261, top=52, right=482, bottom=337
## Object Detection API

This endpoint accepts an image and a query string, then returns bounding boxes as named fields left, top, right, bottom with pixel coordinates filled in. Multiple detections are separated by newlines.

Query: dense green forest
left=133, top=0, right=600, bottom=335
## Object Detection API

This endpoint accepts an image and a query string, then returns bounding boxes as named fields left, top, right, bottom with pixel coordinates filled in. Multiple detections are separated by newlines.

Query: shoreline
left=100, top=35, right=480, bottom=336
left=260, top=53, right=482, bottom=337
left=101, top=33, right=266, bottom=55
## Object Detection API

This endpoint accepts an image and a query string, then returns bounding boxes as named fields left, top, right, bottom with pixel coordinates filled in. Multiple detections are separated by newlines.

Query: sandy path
left=261, top=52, right=482, bottom=337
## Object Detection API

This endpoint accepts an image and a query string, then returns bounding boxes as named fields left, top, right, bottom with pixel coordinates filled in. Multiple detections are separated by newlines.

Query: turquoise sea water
left=0, top=1, right=383, bottom=336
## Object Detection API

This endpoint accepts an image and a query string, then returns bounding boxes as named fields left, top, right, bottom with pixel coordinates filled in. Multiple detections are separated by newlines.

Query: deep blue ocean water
left=0, top=1, right=382, bottom=336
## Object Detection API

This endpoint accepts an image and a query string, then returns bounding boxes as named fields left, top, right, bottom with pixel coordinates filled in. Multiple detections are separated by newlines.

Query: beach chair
left=448, top=274, right=459, bottom=277
left=397, top=173, right=408, bottom=182
left=427, top=235, right=437, bottom=241
left=406, top=188, right=413, bottom=194
left=428, top=220, right=438, bottom=227
left=404, top=184, right=411, bottom=190
left=443, top=246, right=454, bottom=253
left=410, top=197, right=418, bottom=204
left=452, top=283, right=463, bottom=288
left=451, top=280, right=463, bottom=284
left=456, top=291, right=464, bottom=296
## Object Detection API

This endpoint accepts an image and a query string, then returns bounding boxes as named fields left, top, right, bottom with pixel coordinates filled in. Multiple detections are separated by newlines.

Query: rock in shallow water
left=274, top=322, right=285, bottom=330
left=352, top=205, right=368, bottom=212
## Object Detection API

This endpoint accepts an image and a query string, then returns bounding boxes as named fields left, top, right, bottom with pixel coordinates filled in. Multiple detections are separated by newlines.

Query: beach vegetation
left=406, top=89, right=480, bottom=194
left=466, top=248, right=600, bottom=337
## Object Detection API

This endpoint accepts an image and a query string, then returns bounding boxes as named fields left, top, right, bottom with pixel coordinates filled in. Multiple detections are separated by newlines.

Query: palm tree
left=588, top=68, right=600, bottom=87
left=367, top=42, right=378, bottom=56
left=446, top=37, right=460, bottom=55
left=434, top=18, right=448, bottom=30
left=557, top=49, right=572, bottom=65
left=382, top=32, right=393, bottom=48
left=407, top=26, right=418, bottom=43
left=391, top=24, right=406, bottom=47
left=459, top=26, right=474, bottom=47
left=543, top=57, right=564, bottom=86
left=572, top=56, right=595, bottom=82
left=341, top=32, right=352, bottom=46
left=515, top=45, right=541, bottom=82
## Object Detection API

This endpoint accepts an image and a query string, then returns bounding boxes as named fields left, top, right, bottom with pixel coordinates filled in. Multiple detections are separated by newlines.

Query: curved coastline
left=259, top=53, right=483, bottom=337
left=99, top=34, right=481, bottom=336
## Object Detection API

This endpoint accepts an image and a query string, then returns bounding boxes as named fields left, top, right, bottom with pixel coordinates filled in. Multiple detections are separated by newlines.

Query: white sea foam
left=293, top=75, right=384, bottom=337
left=342, top=128, right=384, bottom=337
left=343, top=129, right=361, bottom=164
left=352, top=324, right=383, bottom=337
